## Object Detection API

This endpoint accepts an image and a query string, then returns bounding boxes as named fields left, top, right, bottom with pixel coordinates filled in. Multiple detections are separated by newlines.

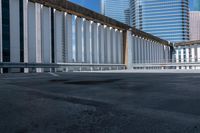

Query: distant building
left=190, top=12, right=200, bottom=41
left=192, top=0, right=200, bottom=11
left=101, top=0, right=130, bottom=25
left=130, top=0, right=190, bottom=43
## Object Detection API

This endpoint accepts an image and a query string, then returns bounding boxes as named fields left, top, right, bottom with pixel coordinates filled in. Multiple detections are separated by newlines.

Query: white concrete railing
left=132, top=59, right=200, bottom=70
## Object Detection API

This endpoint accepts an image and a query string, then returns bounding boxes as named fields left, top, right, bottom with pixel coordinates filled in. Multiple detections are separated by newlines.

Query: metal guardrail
left=0, top=62, right=126, bottom=73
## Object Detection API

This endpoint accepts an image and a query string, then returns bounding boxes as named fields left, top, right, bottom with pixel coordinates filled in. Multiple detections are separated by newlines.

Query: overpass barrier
left=0, top=0, right=172, bottom=73
left=0, top=62, right=126, bottom=73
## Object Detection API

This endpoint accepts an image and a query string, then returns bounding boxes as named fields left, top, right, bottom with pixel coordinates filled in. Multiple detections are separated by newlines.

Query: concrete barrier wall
left=0, top=0, right=172, bottom=73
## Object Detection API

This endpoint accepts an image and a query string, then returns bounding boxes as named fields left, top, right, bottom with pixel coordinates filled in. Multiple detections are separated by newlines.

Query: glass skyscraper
left=130, top=0, right=190, bottom=43
left=101, top=0, right=130, bottom=25
left=192, top=0, right=200, bottom=11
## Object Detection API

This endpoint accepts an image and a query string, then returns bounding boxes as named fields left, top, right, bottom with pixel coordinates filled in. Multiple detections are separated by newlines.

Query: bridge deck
left=0, top=72, right=200, bottom=133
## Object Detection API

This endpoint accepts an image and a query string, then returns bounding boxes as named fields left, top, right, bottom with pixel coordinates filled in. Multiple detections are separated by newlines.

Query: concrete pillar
left=119, top=31, right=123, bottom=64
left=106, top=28, right=111, bottom=63
left=75, top=17, right=83, bottom=63
left=91, top=23, right=99, bottom=64
left=112, top=29, right=117, bottom=64
left=0, top=1, right=2, bottom=73
left=191, top=46, right=195, bottom=69
left=197, top=46, right=200, bottom=63
left=116, top=31, right=119, bottom=64
left=126, top=31, right=133, bottom=69
left=149, top=40, right=153, bottom=63
left=23, top=0, right=28, bottom=73
left=137, top=37, right=141, bottom=64
left=133, top=36, right=138, bottom=63
left=139, top=38, right=144, bottom=63
left=83, top=20, right=91, bottom=63
left=54, top=10, right=64, bottom=63
left=132, top=35, right=136, bottom=63
left=28, top=2, right=42, bottom=72
left=65, top=14, right=73, bottom=63
left=41, top=6, right=51, bottom=64
left=143, top=39, right=146, bottom=63
left=186, top=46, right=189, bottom=69
left=104, top=26, right=108, bottom=63
left=145, top=40, right=148, bottom=63
left=10, top=0, right=20, bottom=72
left=99, top=25, right=104, bottom=64
left=117, top=31, right=122, bottom=64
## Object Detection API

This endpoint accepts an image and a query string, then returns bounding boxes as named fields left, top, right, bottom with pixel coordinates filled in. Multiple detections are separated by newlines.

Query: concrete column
left=145, top=39, right=148, bottom=63
left=65, top=14, right=73, bottom=63
left=103, top=26, right=108, bottom=63
left=186, top=46, right=189, bottom=69
left=134, top=36, right=139, bottom=63
left=132, top=36, right=136, bottom=63
left=146, top=40, right=149, bottom=63
left=41, top=6, right=51, bottom=64
left=28, top=2, right=42, bottom=72
left=84, top=20, right=92, bottom=63
left=112, top=29, right=117, bottom=64
left=191, top=46, right=195, bottom=69
left=116, top=30, right=119, bottom=64
left=148, top=41, right=151, bottom=63
left=91, top=23, right=99, bottom=64
left=23, top=0, right=28, bottom=73
left=54, top=10, right=64, bottom=63
left=119, top=31, right=123, bottom=64
left=137, top=37, right=141, bottom=63
left=139, top=38, right=144, bottom=63
left=197, top=46, right=200, bottom=62
left=0, top=0, right=2, bottom=73
left=143, top=39, right=146, bottom=63
left=98, top=25, right=104, bottom=64
left=10, top=0, right=20, bottom=72
left=106, top=28, right=111, bottom=64
left=153, top=42, right=156, bottom=63
left=117, top=31, right=122, bottom=64
left=127, top=31, right=133, bottom=69
left=75, top=17, right=83, bottom=63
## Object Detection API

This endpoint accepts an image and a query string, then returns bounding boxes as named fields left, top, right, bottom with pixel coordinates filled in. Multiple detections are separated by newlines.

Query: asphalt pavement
left=1, top=72, right=200, bottom=133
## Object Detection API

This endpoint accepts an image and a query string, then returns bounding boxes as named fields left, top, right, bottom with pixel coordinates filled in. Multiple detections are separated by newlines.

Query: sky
left=69, top=0, right=101, bottom=13
left=69, top=0, right=194, bottom=13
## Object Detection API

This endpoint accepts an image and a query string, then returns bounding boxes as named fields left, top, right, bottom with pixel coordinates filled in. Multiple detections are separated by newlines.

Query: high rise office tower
left=190, top=12, right=200, bottom=40
left=193, top=0, right=200, bottom=11
left=101, top=0, right=130, bottom=25
left=130, top=0, right=190, bottom=43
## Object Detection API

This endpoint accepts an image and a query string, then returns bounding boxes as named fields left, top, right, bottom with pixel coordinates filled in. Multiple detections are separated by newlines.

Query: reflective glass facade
left=101, top=0, right=130, bottom=25
left=193, top=0, right=200, bottom=11
left=130, top=0, right=190, bottom=43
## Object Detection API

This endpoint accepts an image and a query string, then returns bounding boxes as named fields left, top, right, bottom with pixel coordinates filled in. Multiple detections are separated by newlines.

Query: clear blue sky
left=69, top=0, right=194, bottom=13
left=69, top=0, right=101, bottom=13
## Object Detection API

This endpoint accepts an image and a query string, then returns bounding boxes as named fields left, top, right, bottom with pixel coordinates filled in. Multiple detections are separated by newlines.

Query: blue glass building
left=192, top=0, right=200, bottom=11
left=101, top=0, right=130, bottom=25
left=130, top=0, right=190, bottom=43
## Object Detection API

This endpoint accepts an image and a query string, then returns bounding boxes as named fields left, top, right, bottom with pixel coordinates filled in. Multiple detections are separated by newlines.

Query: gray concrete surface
left=1, top=72, right=200, bottom=133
